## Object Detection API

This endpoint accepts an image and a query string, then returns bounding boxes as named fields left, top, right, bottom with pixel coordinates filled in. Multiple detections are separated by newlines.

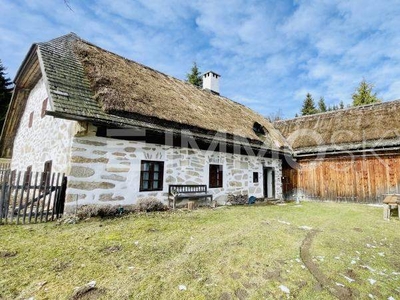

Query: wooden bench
left=383, top=194, right=400, bottom=220
left=168, top=185, right=213, bottom=209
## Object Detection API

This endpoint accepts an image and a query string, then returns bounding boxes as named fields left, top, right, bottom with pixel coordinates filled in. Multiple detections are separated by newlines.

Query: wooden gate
left=0, top=170, right=67, bottom=224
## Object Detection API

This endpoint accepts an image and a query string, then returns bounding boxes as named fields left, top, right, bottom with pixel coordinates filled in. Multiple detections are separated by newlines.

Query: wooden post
left=28, top=172, right=40, bottom=224
left=187, top=201, right=196, bottom=210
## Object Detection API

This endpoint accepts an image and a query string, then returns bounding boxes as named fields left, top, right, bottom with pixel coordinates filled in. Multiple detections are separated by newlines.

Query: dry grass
left=74, top=40, right=287, bottom=150
left=274, top=100, right=400, bottom=150
left=0, top=202, right=399, bottom=299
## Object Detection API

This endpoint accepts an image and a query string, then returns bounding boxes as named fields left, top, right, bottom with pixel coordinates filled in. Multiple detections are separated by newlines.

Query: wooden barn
left=274, top=101, right=400, bottom=203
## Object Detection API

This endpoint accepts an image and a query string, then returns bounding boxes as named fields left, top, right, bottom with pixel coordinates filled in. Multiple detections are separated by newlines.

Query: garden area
left=0, top=201, right=399, bottom=299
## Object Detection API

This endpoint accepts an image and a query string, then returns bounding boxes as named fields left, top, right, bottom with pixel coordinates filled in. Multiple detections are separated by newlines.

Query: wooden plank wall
left=282, top=154, right=400, bottom=203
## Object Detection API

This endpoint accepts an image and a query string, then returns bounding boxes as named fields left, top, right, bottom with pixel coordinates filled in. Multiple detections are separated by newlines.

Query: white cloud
left=1, top=0, right=400, bottom=118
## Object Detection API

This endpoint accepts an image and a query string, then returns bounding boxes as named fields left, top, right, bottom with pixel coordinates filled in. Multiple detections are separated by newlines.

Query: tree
left=339, top=100, right=344, bottom=109
left=352, top=79, right=381, bottom=106
left=301, top=93, right=317, bottom=116
left=318, top=97, right=327, bottom=112
left=266, top=109, right=284, bottom=122
left=0, top=60, right=13, bottom=131
left=186, top=62, right=202, bottom=87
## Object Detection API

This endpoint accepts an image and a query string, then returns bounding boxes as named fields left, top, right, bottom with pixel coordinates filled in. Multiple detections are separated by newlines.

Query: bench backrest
left=169, top=184, right=207, bottom=194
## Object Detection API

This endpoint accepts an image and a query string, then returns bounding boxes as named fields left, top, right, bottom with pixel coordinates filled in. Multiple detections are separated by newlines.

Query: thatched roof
left=73, top=39, right=287, bottom=150
left=1, top=33, right=290, bottom=156
left=274, top=101, right=400, bottom=155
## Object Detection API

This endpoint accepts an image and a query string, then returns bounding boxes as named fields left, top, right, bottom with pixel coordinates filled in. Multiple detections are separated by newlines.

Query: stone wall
left=66, top=125, right=282, bottom=208
left=11, top=77, right=79, bottom=173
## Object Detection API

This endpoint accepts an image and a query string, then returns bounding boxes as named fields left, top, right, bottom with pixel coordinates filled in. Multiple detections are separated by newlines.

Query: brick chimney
left=202, top=71, right=220, bottom=95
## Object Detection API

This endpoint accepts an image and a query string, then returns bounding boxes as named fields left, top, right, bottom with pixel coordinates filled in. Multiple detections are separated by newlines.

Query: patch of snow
left=128, top=266, right=134, bottom=270
left=334, top=257, right=340, bottom=260
left=279, top=285, right=290, bottom=294
left=351, top=260, right=357, bottom=265
left=299, top=225, right=312, bottom=230
left=278, top=220, right=291, bottom=225
left=361, top=265, right=376, bottom=272
left=335, top=282, right=345, bottom=287
left=368, top=294, right=375, bottom=299
left=378, top=271, right=387, bottom=276
left=392, top=272, right=400, bottom=275
left=378, top=252, right=385, bottom=257
left=341, top=275, right=355, bottom=283
left=178, top=285, right=187, bottom=291
left=368, top=279, right=377, bottom=285
left=388, top=297, right=395, bottom=300
left=295, top=258, right=301, bottom=263
left=301, top=265, right=306, bottom=269
left=134, top=241, right=139, bottom=245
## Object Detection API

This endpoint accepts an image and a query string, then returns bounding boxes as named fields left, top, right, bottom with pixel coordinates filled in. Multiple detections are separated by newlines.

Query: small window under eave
left=253, top=122, right=266, bottom=135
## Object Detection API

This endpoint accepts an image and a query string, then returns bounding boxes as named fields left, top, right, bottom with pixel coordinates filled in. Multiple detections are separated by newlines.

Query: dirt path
left=300, top=230, right=354, bottom=299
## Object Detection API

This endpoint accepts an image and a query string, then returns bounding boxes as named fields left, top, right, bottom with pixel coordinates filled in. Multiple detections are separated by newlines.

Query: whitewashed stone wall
left=66, top=125, right=282, bottom=208
left=11, top=77, right=79, bottom=173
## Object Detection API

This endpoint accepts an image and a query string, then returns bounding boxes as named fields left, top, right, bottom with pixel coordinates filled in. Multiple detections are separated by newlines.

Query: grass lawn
left=0, top=201, right=399, bottom=299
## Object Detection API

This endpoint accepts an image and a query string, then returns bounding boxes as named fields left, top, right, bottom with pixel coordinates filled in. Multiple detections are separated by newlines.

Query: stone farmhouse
left=0, top=33, right=291, bottom=211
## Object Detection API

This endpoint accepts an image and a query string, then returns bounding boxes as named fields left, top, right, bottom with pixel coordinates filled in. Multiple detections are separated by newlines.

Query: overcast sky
left=1, top=0, right=400, bottom=118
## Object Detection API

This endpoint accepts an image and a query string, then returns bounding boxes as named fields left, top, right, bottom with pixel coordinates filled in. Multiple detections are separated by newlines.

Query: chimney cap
left=202, top=70, right=221, bottom=78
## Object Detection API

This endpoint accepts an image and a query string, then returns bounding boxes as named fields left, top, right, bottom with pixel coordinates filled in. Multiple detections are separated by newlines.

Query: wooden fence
left=0, top=169, right=67, bottom=224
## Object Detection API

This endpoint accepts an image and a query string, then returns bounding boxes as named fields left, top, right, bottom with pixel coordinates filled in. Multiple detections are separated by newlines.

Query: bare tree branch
left=64, top=0, right=74, bottom=12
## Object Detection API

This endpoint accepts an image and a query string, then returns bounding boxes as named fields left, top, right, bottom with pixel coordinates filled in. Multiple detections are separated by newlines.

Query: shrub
left=136, top=197, right=165, bottom=212
left=76, top=205, right=99, bottom=219
left=76, top=205, right=116, bottom=219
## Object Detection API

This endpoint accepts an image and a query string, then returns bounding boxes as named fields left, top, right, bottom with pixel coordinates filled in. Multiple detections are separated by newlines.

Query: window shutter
left=41, top=98, right=48, bottom=118
left=28, top=112, right=34, bottom=128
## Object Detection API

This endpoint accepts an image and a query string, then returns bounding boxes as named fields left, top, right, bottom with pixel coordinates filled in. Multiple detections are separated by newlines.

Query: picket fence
left=0, top=169, right=67, bottom=224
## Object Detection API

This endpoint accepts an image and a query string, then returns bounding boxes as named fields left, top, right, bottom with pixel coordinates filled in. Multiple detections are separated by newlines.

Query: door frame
left=263, top=167, right=275, bottom=198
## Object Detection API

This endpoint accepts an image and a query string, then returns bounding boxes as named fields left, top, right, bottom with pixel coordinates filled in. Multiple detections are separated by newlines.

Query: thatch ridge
left=73, top=39, right=288, bottom=150
left=274, top=100, right=400, bottom=152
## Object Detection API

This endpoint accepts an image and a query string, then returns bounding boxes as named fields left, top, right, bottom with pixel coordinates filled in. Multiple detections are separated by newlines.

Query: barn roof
left=7, top=33, right=289, bottom=155
left=274, top=101, right=400, bottom=155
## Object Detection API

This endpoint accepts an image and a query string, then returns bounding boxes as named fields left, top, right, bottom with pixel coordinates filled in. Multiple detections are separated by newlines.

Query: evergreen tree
left=318, top=97, right=327, bottom=112
left=352, top=79, right=381, bottom=106
left=186, top=62, right=202, bottom=87
left=339, top=100, right=344, bottom=109
left=0, top=60, right=13, bottom=131
left=301, top=93, right=317, bottom=115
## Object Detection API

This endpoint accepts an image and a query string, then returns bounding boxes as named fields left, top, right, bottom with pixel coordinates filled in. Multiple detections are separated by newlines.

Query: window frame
left=41, top=98, right=48, bottom=118
left=28, top=112, right=34, bottom=128
left=139, top=160, right=164, bottom=192
left=209, top=164, right=223, bottom=188
left=253, top=172, right=259, bottom=183
left=41, top=160, right=52, bottom=188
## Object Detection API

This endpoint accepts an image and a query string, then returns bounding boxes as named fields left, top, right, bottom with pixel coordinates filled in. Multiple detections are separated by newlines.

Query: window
left=24, top=165, right=32, bottom=189
left=41, top=160, right=52, bottom=188
left=209, top=164, right=223, bottom=188
left=253, top=122, right=266, bottom=135
left=41, top=98, right=48, bottom=118
left=140, top=161, right=164, bottom=191
left=253, top=172, right=259, bottom=183
left=28, top=112, right=34, bottom=128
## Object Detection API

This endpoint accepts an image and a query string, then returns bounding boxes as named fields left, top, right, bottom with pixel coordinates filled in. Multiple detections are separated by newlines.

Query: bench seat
left=168, top=185, right=213, bottom=209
